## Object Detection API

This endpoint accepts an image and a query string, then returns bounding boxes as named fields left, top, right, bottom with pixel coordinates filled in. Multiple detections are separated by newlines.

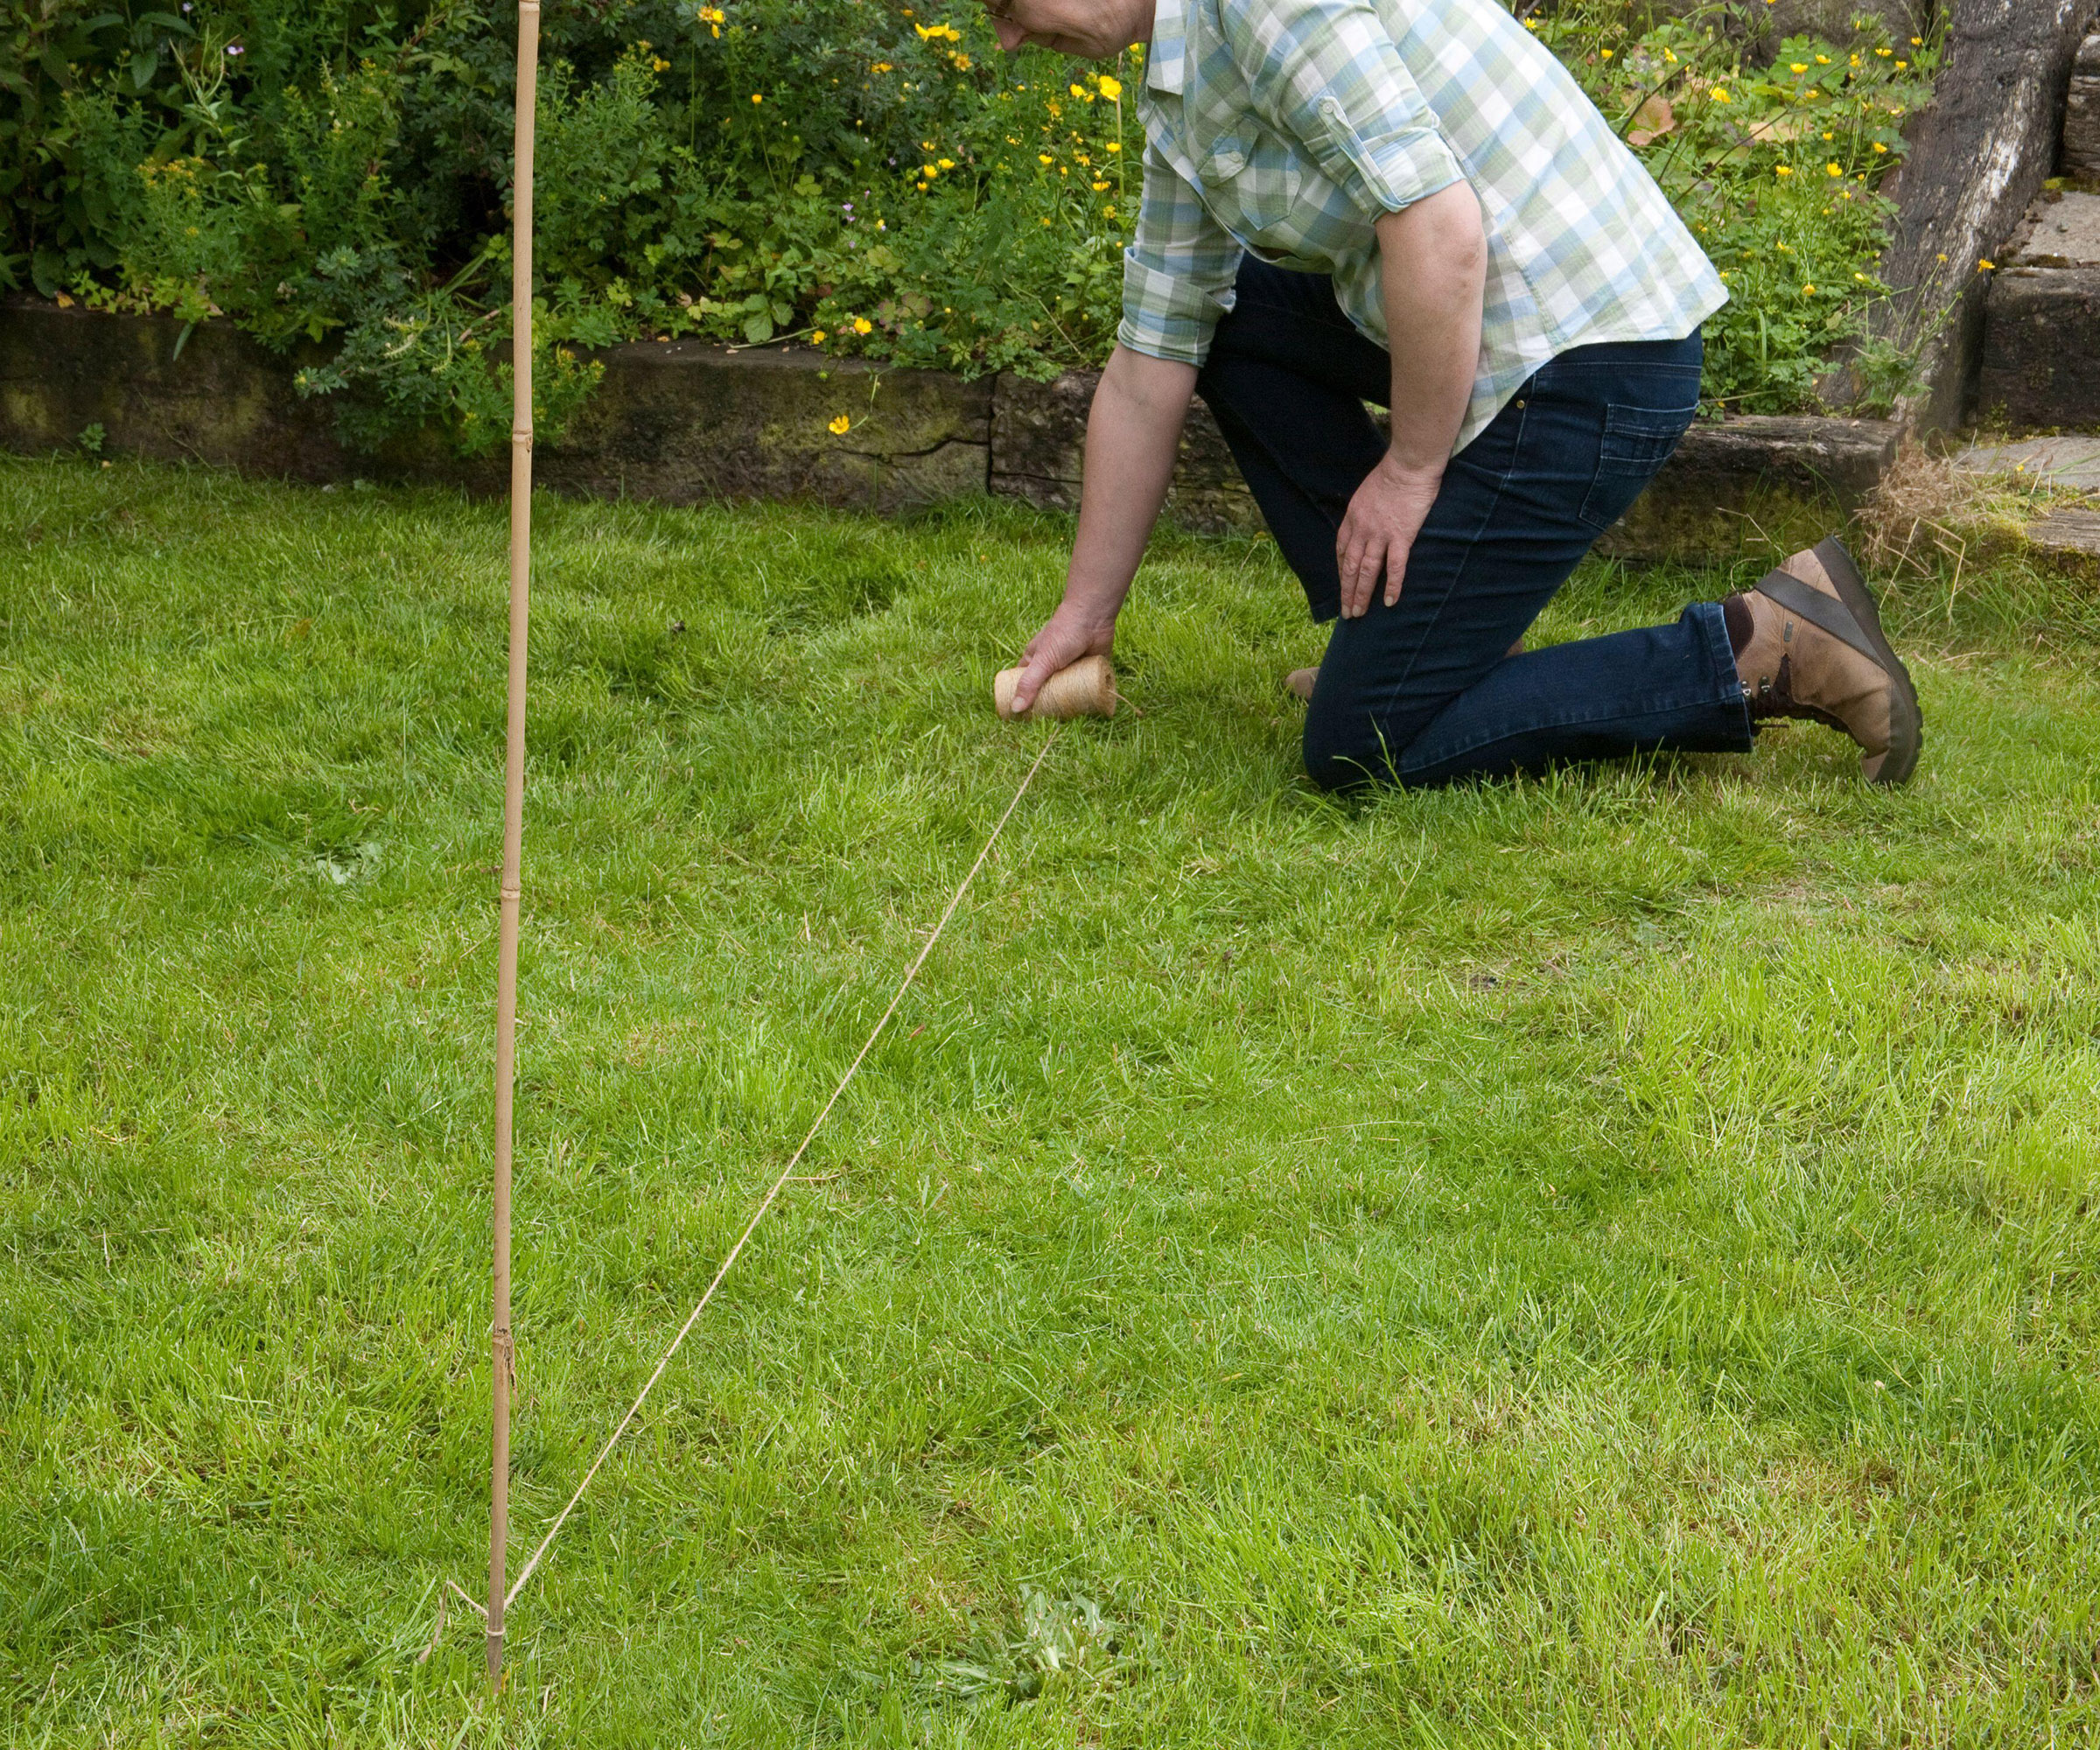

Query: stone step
left=2000, top=187, right=2100, bottom=267
left=2025, top=509, right=2100, bottom=574
left=1977, top=267, right=2100, bottom=431
left=1957, top=433, right=2100, bottom=487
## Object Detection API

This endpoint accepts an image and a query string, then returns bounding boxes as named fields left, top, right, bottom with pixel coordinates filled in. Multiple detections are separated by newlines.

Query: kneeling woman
left=993, top=0, right=1920, bottom=788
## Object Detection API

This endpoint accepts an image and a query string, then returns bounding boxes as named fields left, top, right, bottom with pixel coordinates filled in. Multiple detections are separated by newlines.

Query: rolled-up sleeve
left=1117, top=139, right=1244, bottom=367
left=1239, top=0, right=1465, bottom=218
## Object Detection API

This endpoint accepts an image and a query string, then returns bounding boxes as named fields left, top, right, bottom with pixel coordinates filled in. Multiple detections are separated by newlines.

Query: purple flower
left=226, top=43, right=244, bottom=54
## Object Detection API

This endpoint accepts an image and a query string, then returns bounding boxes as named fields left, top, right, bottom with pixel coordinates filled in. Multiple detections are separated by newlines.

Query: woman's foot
left=1730, top=537, right=1922, bottom=785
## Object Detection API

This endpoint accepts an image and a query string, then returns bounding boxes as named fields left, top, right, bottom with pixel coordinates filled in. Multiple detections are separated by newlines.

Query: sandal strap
left=1752, top=567, right=1884, bottom=666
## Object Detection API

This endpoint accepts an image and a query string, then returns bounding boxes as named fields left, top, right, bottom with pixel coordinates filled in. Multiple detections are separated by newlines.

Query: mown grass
left=3, top=454, right=2098, bottom=1746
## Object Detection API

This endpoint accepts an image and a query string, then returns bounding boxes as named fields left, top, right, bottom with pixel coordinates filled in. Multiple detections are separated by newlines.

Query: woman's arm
left=1004, top=344, right=1198, bottom=714
left=1334, top=179, right=1487, bottom=619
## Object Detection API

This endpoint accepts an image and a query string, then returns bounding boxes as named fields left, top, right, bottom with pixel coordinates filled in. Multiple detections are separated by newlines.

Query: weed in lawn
left=2, top=457, right=2099, bottom=1742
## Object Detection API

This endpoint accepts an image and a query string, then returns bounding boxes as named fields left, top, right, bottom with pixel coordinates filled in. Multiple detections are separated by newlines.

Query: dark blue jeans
left=1196, top=259, right=1753, bottom=788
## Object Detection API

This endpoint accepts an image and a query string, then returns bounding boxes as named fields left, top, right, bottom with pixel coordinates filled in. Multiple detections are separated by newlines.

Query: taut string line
left=500, top=731, right=1060, bottom=1613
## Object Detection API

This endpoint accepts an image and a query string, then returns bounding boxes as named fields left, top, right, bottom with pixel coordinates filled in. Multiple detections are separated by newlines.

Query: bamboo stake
left=488, top=0, right=540, bottom=1697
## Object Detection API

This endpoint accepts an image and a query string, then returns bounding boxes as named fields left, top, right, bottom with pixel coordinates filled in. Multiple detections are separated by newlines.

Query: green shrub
left=2, top=0, right=1939, bottom=451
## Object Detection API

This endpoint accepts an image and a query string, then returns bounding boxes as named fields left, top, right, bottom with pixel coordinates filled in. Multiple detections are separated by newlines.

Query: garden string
left=494, top=728, right=1060, bottom=1615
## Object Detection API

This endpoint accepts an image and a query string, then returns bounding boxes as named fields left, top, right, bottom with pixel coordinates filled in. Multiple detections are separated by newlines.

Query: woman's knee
left=1301, top=699, right=1397, bottom=790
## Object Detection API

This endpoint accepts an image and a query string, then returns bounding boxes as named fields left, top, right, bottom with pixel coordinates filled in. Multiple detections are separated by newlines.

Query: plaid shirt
left=1122, top=0, right=1729, bottom=451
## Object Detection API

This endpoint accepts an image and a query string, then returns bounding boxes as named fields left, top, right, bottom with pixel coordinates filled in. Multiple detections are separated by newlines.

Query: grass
left=4, top=454, right=2099, bottom=1746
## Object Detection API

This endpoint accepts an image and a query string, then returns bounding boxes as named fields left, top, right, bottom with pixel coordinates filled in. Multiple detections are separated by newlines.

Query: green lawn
left=4, top=455, right=2098, bottom=1746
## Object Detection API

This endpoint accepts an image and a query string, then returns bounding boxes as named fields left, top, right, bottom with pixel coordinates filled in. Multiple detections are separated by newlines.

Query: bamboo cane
left=488, top=0, right=540, bottom=1696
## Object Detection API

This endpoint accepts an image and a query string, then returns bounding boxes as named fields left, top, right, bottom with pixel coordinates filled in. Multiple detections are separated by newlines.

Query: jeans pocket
left=1578, top=401, right=1697, bottom=530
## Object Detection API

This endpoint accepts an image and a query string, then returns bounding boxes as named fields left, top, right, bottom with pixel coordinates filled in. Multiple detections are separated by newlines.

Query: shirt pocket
left=1578, top=401, right=1697, bottom=531
left=1201, top=128, right=1305, bottom=262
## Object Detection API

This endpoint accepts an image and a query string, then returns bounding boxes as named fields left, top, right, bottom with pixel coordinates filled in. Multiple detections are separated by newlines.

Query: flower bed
left=4, top=0, right=1936, bottom=452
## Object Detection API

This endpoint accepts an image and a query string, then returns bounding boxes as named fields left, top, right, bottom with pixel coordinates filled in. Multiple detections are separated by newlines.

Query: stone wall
left=0, top=298, right=1900, bottom=564
left=2063, top=30, right=2100, bottom=180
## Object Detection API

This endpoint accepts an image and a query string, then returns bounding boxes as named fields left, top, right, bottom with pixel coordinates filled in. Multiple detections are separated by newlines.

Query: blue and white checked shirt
left=1121, top=0, right=1729, bottom=451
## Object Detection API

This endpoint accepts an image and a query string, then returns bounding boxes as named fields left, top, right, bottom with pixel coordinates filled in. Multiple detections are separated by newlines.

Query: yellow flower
left=1910, top=36, right=1922, bottom=45
left=852, top=316, right=872, bottom=333
left=1815, top=53, right=1830, bottom=64
left=1826, top=162, right=1843, bottom=177
left=750, top=92, right=763, bottom=102
left=1802, top=283, right=1816, bottom=295
left=1105, top=141, right=1122, bottom=152
left=1894, top=60, right=1907, bottom=69
left=828, top=414, right=850, bottom=434
left=937, top=158, right=954, bottom=169
left=1039, top=152, right=1054, bottom=164
left=1069, top=82, right=1086, bottom=98
left=811, top=329, right=827, bottom=345
left=1774, top=164, right=1793, bottom=176
left=1978, top=258, right=1996, bottom=271
left=1790, top=62, right=1808, bottom=73
left=1710, top=86, right=1730, bottom=103
left=1600, top=47, right=1613, bottom=58
left=1876, top=46, right=1891, bottom=56
left=1872, top=141, right=1888, bottom=153
left=1103, top=206, right=1115, bottom=216
left=1097, top=74, right=1122, bottom=98
left=1092, top=179, right=1110, bottom=191
left=870, top=61, right=892, bottom=72
left=651, top=56, right=670, bottom=71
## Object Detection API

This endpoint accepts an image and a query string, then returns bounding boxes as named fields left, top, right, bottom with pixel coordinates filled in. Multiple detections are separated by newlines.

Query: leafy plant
left=18, top=0, right=1941, bottom=450
left=1530, top=0, right=1941, bottom=414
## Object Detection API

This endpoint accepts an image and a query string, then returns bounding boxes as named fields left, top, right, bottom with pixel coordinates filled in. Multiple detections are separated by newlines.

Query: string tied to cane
left=477, top=731, right=1060, bottom=1626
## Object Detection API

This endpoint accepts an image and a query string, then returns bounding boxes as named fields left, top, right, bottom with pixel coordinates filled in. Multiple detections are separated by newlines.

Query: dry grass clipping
left=1854, top=445, right=2100, bottom=586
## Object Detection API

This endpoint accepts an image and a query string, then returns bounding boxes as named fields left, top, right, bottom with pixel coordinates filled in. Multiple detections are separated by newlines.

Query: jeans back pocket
left=1578, top=401, right=1698, bottom=530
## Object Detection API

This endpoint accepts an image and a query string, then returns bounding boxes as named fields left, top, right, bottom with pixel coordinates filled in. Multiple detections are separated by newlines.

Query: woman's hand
left=1005, top=598, right=1117, bottom=715
left=1335, top=452, right=1444, bottom=619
